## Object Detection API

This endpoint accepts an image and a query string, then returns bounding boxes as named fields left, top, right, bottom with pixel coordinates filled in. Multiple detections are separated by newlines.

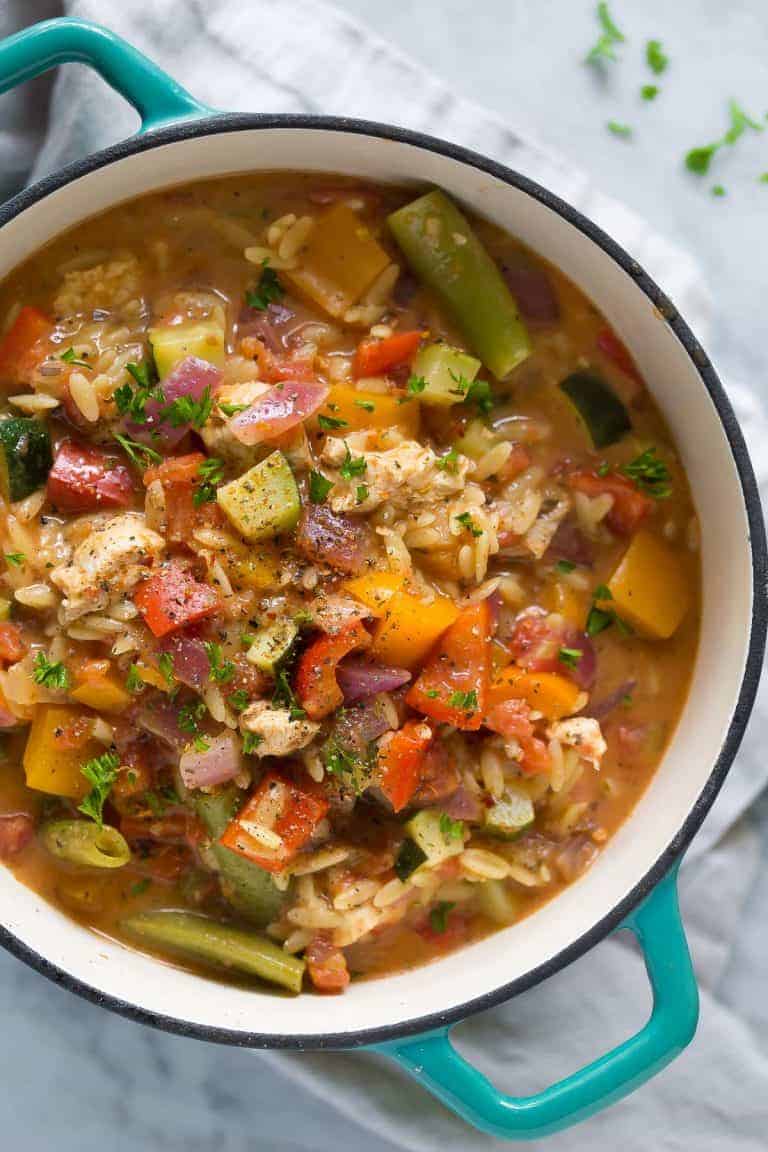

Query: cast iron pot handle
left=0, top=17, right=211, bottom=133
left=374, top=866, right=698, bottom=1140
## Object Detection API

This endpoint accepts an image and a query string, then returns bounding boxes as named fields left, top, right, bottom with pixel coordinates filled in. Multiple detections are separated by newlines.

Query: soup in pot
left=0, top=174, right=699, bottom=994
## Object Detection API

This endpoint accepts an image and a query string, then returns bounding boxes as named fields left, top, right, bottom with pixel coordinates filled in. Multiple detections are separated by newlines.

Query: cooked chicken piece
left=547, top=717, right=607, bottom=769
left=200, top=379, right=270, bottom=470
left=320, top=436, right=470, bottom=515
left=239, top=700, right=320, bottom=758
left=53, top=256, right=144, bottom=316
left=50, top=512, right=165, bottom=622
left=523, top=491, right=571, bottom=559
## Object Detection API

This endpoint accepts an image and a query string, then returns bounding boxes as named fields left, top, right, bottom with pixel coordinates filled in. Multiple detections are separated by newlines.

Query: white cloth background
left=0, top=1, right=766, bottom=1148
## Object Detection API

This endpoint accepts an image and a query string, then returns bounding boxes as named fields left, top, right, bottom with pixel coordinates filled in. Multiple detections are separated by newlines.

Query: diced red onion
left=336, top=658, right=411, bottom=703
left=0, top=813, right=34, bottom=858
left=230, top=379, right=329, bottom=446
left=136, top=702, right=189, bottom=752
left=296, top=503, right=372, bottom=575
left=545, top=520, right=594, bottom=568
left=125, top=356, right=222, bottom=449
left=179, top=731, right=242, bottom=790
left=238, top=302, right=295, bottom=352
left=587, top=679, right=637, bottom=720
left=502, top=261, right=560, bottom=325
left=327, top=696, right=394, bottom=754
left=564, top=630, right=597, bottom=691
left=441, top=786, right=484, bottom=823
left=158, top=634, right=210, bottom=692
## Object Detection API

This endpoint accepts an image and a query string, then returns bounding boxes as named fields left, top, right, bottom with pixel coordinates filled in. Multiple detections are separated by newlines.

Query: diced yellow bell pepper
left=228, top=543, right=282, bottom=592
left=70, top=674, right=131, bottom=714
left=319, top=385, right=420, bottom=438
left=134, top=661, right=172, bottom=693
left=608, top=530, right=690, bottom=639
left=486, top=667, right=581, bottom=721
left=542, top=580, right=589, bottom=626
left=344, top=572, right=405, bottom=617
left=23, top=706, right=99, bottom=799
left=371, top=590, right=460, bottom=668
left=149, top=317, right=226, bottom=379
left=285, top=203, right=391, bottom=319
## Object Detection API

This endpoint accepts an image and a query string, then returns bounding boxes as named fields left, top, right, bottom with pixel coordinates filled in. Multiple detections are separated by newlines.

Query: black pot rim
left=0, top=112, right=765, bottom=1052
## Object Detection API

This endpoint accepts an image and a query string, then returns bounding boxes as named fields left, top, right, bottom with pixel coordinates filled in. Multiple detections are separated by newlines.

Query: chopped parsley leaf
left=204, top=641, right=235, bottom=685
left=130, top=878, right=151, bottom=897
left=760, top=173, right=768, bottom=184
left=228, top=689, right=250, bottom=714
left=645, top=39, right=668, bottom=75
left=455, top=511, right=482, bottom=537
left=439, top=813, right=464, bottom=843
left=585, top=2, right=625, bottom=65
left=178, top=699, right=207, bottom=734
left=354, top=399, right=376, bottom=412
left=126, top=359, right=157, bottom=391
left=448, top=689, right=479, bottom=712
left=586, top=584, right=633, bottom=637
left=558, top=646, right=583, bottom=669
left=641, top=84, right=659, bottom=101
left=242, top=731, right=264, bottom=755
left=607, top=120, right=632, bottom=138
left=594, top=583, right=613, bottom=601
left=193, top=736, right=210, bottom=753
left=436, top=447, right=460, bottom=473
left=309, top=470, right=333, bottom=504
left=406, top=375, right=427, bottom=395
left=339, top=445, right=367, bottom=480
left=318, top=413, right=348, bottom=430
left=159, top=385, right=213, bottom=430
left=711, top=184, right=726, bottom=197
left=113, top=432, right=162, bottom=470
left=114, top=361, right=163, bottom=423
left=78, top=751, right=120, bottom=827
left=356, top=483, right=369, bottom=504
left=157, top=652, right=176, bottom=687
left=597, top=461, right=611, bottom=477
left=620, top=447, right=671, bottom=498
left=429, top=901, right=455, bottom=934
left=686, top=100, right=763, bottom=176
left=245, top=261, right=285, bottom=311
left=194, top=457, right=225, bottom=507
left=272, top=666, right=306, bottom=720
left=125, top=664, right=145, bottom=695
left=218, top=401, right=250, bottom=417
left=60, top=347, right=91, bottom=370
left=555, top=559, right=576, bottom=574
left=32, top=652, right=69, bottom=690
left=450, top=371, right=494, bottom=416
left=4, top=552, right=24, bottom=567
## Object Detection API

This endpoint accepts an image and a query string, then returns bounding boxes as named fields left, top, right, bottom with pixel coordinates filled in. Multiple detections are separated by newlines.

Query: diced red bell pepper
left=219, top=771, right=330, bottom=873
left=484, top=697, right=551, bottom=776
left=47, top=440, right=135, bottom=513
left=295, top=620, right=371, bottom=720
left=596, top=326, right=642, bottom=386
left=134, top=564, right=219, bottom=638
left=0, top=623, right=26, bottom=665
left=406, top=601, right=491, bottom=731
left=143, top=452, right=220, bottom=544
left=378, top=720, right=433, bottom=813
left=570, top=470, right=653, bottom=536
left=305, top=934, right=351, bottom=993
left=0, top=306, right=51, bottom=382
left=352, top=331, right=424, bottom=379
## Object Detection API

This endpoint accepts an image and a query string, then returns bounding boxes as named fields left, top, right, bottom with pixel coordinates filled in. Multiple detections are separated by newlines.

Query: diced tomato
left=220, top=771, right=330, bottom=873
left=144, top=453, right=206, bottom=487
left=306, top=934, right=351, bottom=993
left=596, top=326, right=642, bottom=386
left=131, top=844, right=191, bottom=884
left=0, top=306, right=51, bottom=382
left=570, top=470, right=653, bottom=536
left=241, top=337, right=316, bottom=384
left=0, top=623, right=26, bottom=665
left=484, top=698, right=551, bottom=776
left=0, top=812, right=34, bottom=858
left=412, top=740, right=461, bottom=807
left=295, top=620, right=371, bottom=720
left=415, top=906, right=470, bottom=951
left=47, top=440, right=135, bottom=513
left=378, top=720, right=433, bottom=813
left=500, top=442, right=531, bottom=480
left=406, top=601, right=491, bottom=731
left=143, top=453, right=222, bottom=545
left=134, top=564, right=220, bottom=639
left=508, top=612, right=563, bottom=673
left=352, top=331, right=424, bottom=379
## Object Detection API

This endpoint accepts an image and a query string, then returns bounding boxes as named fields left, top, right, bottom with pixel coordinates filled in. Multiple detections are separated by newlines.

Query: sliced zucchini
left=217, top=450, right=300, bottom=542
left=0, top=417, right=52, bottom=502
left=149, top=317, right=226, bottom=379
left=559, top=371, right=631, bottom=449
left=394, top=838, right=428, bottom=881
left=484, top=787, right=535, bottom=839
left=246, top=619, right=298, bottom=674
left=405, top=808, right=465, bottom=866
left=411, top=343, right=481, bottom=407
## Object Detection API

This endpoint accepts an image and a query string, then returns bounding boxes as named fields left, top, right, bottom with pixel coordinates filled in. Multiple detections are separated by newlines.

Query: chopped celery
left=149, top=317, right=226, bottom=379
left=484, top=788, right=535, bottom=839
left=246, top=619, right=298, bottom=674
left=411, top=343, right=481, bottom=407
left=405, top=808, right=465, bottom=866
left=454, top=418, right=498, bottom=460
left=388, top=189, right=531, bottom=379
left=217, top=450, right=300, bottom=541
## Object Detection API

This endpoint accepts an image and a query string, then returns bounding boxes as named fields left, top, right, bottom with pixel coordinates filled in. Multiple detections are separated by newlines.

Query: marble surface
left=0, top=3, right=766, bottom=1151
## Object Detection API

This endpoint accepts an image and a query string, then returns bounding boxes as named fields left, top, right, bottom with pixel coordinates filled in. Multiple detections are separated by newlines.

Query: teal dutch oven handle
left=0, top=17, right=212, bottom=133
left=0, top=17, right=700, bottom=1142
left=374, top=867, right=698, bottom=1140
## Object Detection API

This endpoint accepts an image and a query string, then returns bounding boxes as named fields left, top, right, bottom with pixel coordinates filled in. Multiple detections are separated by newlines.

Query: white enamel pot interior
left=0, top=120, right=763, bottom=1049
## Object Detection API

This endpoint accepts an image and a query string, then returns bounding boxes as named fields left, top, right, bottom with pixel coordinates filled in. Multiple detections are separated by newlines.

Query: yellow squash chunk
left=487, top=667, right=581, bottom=721
left=319, top=384, right=420, bottom=438
left=227, top=543, right=282, bottom=592
left=149, top=317, right=226, bottom=379
left=70, top=674, right=131, bottom=714
left=344, top=572, right=405, bottom=617
left=23, top=706, right=99, bottom=799
left=542, top=580, right=589, bottom=626
left=608, top=530, right=690, bottom=639
left=371, top=589, right=460, bottom=668
left=285, top=203, right=391, bottom=319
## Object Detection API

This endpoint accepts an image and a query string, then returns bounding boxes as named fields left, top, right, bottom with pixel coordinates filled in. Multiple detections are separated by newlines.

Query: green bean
left=42, top=819, right=131, bottom=869
left=388, top=189, right=531, bottom=380
left=193, top=787, right=285, bottom=926
left=122, top=910, right=305, bottom=994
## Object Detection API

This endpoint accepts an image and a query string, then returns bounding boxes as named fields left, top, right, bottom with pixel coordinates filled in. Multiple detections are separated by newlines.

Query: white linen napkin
left=1, top=2, right=766, bottom=1148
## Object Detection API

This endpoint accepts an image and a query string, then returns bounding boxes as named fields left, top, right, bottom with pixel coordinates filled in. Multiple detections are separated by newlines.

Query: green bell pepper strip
left=388, top=190, right=531, bottom=380
left=192, top=787, right=286, bottom=926
left=122, top=910, right=305, bottom=994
